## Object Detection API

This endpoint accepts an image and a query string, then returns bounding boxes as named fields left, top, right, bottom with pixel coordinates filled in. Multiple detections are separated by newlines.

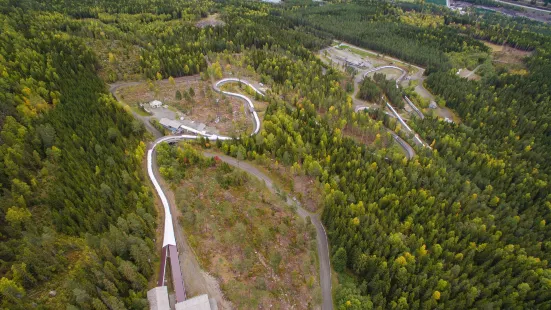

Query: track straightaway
left=385, top=102, right=431, bottom=149
left=404, top=96, right=424, bottom=120
left=139, top=79, right=334, bottom=309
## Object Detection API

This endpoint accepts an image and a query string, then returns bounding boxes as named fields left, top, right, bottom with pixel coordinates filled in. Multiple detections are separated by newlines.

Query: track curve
left=363, top=65, right=407, bottom=83
left=142, top=79, right=334, bottom=309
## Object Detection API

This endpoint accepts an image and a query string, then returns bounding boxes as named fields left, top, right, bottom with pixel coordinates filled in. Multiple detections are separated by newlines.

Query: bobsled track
left=358, top=65, right=431, bottom=151
left=142, top=78, right=334, bottom=309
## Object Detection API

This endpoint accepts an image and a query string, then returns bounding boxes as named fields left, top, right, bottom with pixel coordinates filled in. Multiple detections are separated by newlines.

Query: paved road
left=321, top=50, right=418, bottom=158
left=414, top=77, right=434, bottom=101
left=109, top=75, right=202, bottom=140
left=117, top=78, right=334, bottom=309
left=493, top=0, right=551, bottom=12
left=328, top=43, right=424, bottom=73
left=109, top=82, right=163, bottom=140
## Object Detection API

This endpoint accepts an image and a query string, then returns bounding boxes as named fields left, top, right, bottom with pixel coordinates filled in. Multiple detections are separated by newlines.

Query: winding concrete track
left=354, top=105, right=393, bottom=117
left=324, top=43, right=440, bottom=155
left=356, top=65, right=431, bottom=151
left=363, top=65, right=408, bottom=83
left=350, top=76, right=418, bottom=157
left=390, top=131, right=416, bottom=159
left=354, top=63, right=432, bottom=155
left=114, top=78, right=334, bottom=309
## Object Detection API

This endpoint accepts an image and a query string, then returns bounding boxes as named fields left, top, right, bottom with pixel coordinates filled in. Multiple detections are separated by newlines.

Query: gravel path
left=202, top=152, right=334, bottom=310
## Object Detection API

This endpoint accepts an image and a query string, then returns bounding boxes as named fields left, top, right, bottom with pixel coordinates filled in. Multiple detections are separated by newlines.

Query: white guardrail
left=147, top=79, right=333, bottom=308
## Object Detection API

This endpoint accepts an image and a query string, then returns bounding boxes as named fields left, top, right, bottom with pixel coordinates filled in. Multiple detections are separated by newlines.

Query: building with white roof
left=150, top=100, right=163, bottom=108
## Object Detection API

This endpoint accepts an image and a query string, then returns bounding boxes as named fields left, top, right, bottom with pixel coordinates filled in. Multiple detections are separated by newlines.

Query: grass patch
left=447, top=51, right=490, bottom=70
left=481, top=40, right=504, bottom=53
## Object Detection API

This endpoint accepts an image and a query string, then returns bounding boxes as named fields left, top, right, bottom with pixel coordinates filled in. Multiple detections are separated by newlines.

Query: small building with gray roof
left=159, top=118, right=183, bottom=132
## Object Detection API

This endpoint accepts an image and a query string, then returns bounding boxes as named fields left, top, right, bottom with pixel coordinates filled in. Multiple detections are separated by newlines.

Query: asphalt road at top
left=492, top=0, right=551, bottom=12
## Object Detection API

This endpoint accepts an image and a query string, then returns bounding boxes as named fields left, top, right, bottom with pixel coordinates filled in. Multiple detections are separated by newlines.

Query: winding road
left=109, top=82, right=163, bottom=139
left=113, top=78, right=334, bottom=309
left=201, top=151, right=334, bottom=310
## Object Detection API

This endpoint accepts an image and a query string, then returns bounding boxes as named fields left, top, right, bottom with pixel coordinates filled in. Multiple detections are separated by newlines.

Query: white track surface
left=363, top=65, right=407, bottom=83
left=404, top=96, right=424, bottom=119
left=386, top=102, right=431, bottom=149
